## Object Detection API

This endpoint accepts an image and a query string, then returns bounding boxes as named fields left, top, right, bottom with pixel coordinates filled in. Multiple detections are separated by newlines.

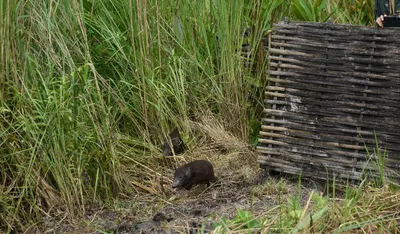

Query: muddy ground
left=38, top=171, right=328, bottom=234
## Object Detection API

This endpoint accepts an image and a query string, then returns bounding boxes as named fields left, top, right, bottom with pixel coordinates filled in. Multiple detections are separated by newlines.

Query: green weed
left=213, top=208, right=262, bottom=233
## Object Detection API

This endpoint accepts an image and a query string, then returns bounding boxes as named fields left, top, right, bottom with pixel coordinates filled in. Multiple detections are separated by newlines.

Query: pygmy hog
left=172, top=160, right=217, bottom=190
left=162, top=127, right=185, bottom=156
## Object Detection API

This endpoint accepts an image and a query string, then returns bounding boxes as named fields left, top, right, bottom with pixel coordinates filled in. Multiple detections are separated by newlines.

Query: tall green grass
left=0, top=0, right=288, bottom=230
left=289, top=0, right=374, bottom=24
left=290, top=0, right=336, bottom=22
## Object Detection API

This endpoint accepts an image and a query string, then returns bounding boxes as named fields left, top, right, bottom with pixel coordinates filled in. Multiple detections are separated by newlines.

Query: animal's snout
left=172, top=181, right=179, bottom=188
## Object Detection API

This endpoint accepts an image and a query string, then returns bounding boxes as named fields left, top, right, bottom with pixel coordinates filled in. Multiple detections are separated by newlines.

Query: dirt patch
left=143, top=174, right=325, bottom=234
left=37, top=172, right=326, bottom=234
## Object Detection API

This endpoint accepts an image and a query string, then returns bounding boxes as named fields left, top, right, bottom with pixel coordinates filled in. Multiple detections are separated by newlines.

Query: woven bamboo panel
left=257, top=21, right=400, bottom=182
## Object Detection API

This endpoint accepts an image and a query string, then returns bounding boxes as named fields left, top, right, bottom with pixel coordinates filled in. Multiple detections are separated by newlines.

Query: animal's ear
left=185, top=167, right=191, bottom=177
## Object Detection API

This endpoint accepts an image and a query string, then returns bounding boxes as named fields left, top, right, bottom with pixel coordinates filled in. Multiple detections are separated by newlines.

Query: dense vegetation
left=3, top=0, right=399, bottom=233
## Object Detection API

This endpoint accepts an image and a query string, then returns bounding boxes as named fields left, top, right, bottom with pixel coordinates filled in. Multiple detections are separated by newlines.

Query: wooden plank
left=257, top=146, right=400, bottom=171
left=261, top=109, right=400, bottom=141
left=256, top=146, right=378, bottom=170
left=265, top=86, right=400, bottom=109
left=269, top=55, right=400, bottom=75
left=265, top=77, right=400, bottom=101
left=267, top=71, right=400, bottom=87
left=258, top=157, right=364, bottom=180
left=261, top=117, right=400, bottom=145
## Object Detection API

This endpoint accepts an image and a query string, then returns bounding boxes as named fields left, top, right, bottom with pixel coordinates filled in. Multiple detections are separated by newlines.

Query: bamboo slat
left=257, top=21, right=400, bottom=183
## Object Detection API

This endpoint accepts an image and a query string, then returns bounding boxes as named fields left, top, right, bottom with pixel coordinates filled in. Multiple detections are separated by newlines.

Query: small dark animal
left=172, top=160, right=217, bottom=190
left=162, top=127, right=185, bottom=156
left=152, top=212, right=173, bottom=222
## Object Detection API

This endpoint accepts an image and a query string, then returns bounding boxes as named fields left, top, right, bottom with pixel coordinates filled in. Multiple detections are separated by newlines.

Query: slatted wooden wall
left=257, top=21, right=400, bottom=182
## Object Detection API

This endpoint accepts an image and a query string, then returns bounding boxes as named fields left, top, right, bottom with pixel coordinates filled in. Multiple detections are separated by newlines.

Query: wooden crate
left=257, top=21, right=400, bottom=182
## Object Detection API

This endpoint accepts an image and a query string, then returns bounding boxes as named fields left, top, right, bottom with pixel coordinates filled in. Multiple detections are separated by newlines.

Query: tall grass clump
left=1, top=0, right=124, bottom=230
left=361, top=131, right=399, bottom=188
left=290, top=0, right=336, bottom=22
left=289, top=0, right=375, bottom=25
left=0, top=0, right=289, bottom=231
left=334, top=0, right=375, bottom=25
